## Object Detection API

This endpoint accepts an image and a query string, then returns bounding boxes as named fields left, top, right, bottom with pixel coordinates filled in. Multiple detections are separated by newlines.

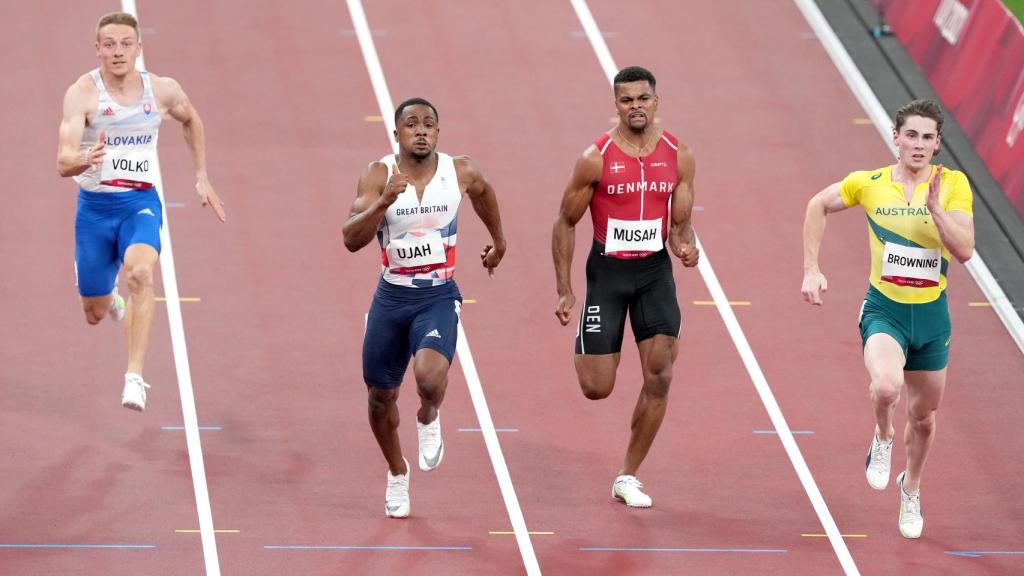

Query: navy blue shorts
left=74, top=188, right=163, bottom=297
left=362, top=279, right=462, bottom=389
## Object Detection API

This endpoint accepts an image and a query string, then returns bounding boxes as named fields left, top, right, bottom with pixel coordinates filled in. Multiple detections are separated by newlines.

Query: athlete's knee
left=579, top=373, right=614, bottom=400
left=367, top=388, right=398, bottom=419
left=124, top=263, right=154, bottom=294
left=908, top=410, right=936, bottom=436
left=870, top=375, right=902, bottom=406
left=82, top=301, right=106, bottom=325
left=641, top=368, right=672, bottom=399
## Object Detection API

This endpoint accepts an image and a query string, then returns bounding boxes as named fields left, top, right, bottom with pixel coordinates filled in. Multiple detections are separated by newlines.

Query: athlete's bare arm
left=57, top=75, right=103, bottom=178
left=801, top=181, right=849, bottom=305
left=455, top=156, right=506, bottom=276
left=668, top=144, right=699, bottom=267
left=343, top=162, right=408, bottom=252
left=552, top=146, right=602, bottom=326
left=926, top=167, right=974, bottom=262
left=152, top=74, right=225, bottom=222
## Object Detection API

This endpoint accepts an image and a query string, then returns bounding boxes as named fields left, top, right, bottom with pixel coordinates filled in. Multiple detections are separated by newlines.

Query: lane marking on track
left=946, top=550, right=1024, bottom=558
left=155, top=297, right=201, bottom=302
left=802, top=533, right=866, bottom=539
left=852, top=118, right=873, bottom=125
left=491, top=531, right=555, bottom=536
left=123, top=2, right=221, bottom=575
left=166, top=202, right=187, bottom=208
left=345, top=2, right=540, bottom=574
left=569, top=1, right=859, bottom=575
left=161, top=426, right=223, bottom=431
left=176, top=530, right=240, bottom=534
left=264, top=545, right=472, bottom=551
left=459, top=428, right=519, bottom=432
left=755, top=429, right=815, bottom=435
left=463, top=299, right=477, bottom=304
left=363, top=115, right=384, bottom=122
left=791, top=0, right=1024, bottom=357
left=693, top=300, right=750, bottom=306
left=580, top=547, right=787, bottom=554
left=968, top=302, right=993, bottom=307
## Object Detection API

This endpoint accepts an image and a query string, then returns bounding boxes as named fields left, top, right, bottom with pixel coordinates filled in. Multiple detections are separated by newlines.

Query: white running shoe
left=896, top=471, right=924, bottom=539
left=865, top=433, right=893, bottom=490
left=417, top=412, right=444, bottom=472
left=109, top=291, right=126, bottom=323
left=612, top=475, right=653, bottom=508
left=121, top=373, right=150, bottom=411
left=385, top=458, right=410, bottom=518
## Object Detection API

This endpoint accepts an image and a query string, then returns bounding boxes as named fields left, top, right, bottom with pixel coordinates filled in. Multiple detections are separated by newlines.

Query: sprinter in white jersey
left=56, top=12, right=225, bottom=412
left=343, top=98, right=507, bottom=518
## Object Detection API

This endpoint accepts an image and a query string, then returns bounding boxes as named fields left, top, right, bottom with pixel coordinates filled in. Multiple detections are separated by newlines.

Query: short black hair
left=394, top=98, right=439, bottom=125
left=613, top=66, right=656, bottom=91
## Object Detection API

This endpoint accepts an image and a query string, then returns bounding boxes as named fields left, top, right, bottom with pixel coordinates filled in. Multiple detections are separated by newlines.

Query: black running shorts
left=575, top=241, right=681, bottom=355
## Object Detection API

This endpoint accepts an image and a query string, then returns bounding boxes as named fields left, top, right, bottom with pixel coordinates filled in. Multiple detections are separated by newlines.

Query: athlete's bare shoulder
left=65, top=73, right=99, bottom=102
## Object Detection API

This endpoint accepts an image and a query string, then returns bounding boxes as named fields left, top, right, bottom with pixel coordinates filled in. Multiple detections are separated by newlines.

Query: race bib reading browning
left=881, top=242, right=941, bottom=287
left=605, top=217, right=662, bottom=258
left=388, top=231, right=446, bottom=274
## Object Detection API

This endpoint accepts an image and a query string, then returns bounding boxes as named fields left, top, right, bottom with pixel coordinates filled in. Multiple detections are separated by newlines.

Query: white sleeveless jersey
left=377, top=153, right=462, bottom=287
left=74, top=69, right=161, bottom=192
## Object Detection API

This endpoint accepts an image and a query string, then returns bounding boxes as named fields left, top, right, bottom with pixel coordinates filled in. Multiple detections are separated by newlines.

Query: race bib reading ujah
left=605, top=217, right=663, bottom=258
left=100, top=129, right=158, bottom=190
left=881, top=242, right=941, bottom=287
left=387, top=231, right=446, bottom=274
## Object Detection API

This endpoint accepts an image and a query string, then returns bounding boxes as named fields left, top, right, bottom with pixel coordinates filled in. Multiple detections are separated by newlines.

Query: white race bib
left=605, top=217, right=663, bottom=257
left=387, top=231, right=446, bottom=274
left=881, top=242, right=941, bottom=287
left=100, top=129, right=158, bottom=189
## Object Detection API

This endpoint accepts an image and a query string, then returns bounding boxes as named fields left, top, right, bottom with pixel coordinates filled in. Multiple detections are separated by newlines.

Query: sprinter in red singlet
left=552, top=66, right=699, bottom=508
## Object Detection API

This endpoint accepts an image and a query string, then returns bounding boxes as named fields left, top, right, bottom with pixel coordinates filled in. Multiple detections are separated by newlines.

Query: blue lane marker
left=458, top=428, right=518, bottom=433
left=0, top=544, right=155, bottom=549
left=946, top=551, right=1024, bottom=558
left=265, top=545, right=471, bottom=551
left=753, top=430, right=815, bottom=435
left=161, top=426, right=223, bottom=431
left=581, top=547, right=786, bottom=553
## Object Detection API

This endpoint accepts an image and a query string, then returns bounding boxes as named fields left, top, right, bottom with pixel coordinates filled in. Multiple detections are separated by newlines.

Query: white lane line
left=791, top=0, right=1024, bottom=357
left=568, top=1, right=860, bottom=575
left=123, top=2, right=221, bottom=575
left=344, top=1, right=541, bottom=574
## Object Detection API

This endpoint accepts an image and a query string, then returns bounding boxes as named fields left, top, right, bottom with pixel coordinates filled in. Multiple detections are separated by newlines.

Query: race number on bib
left=605, top=217, right=663, bottom=258
left=881, top=242, right=941, bottom=287
left=100, top=130, right=158, bottom=189
left=388, top=231, right=446, bottom=274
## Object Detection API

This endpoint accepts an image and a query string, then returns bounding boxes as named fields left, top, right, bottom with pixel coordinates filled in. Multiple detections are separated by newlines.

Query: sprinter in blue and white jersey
left=57, top=12, right=225, bottom=412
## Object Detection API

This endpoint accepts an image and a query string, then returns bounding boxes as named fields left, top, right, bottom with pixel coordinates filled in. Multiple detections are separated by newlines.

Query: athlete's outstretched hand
left=480, top=243, right=504, bottom=277
left=801, top=269, right=828, bottom=306
left=926, top=164, right=943, bottom=214
left=86, top=130, right=106, bottom=170
left=673, top=242, right=700, bottom=267
left=555, top=293, right=575, bottom=326
left=380, top=173, right=409, bottom=208
left=197, top=179, right=226, bottom=222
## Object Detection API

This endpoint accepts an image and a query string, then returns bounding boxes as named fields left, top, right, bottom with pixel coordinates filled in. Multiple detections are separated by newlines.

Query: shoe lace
left=872, top=438, right=892, bottom=468
left=902, top=490, right=921, bottom=519
left=419, top=421, right=440, bottom=449
left=387, top=474, right=409, bottom=502
left=618, top=476, right=644, bottom=491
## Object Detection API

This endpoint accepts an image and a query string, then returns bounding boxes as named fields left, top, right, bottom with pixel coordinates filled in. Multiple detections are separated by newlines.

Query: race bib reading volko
left=387, top=231, right=446, bottom=274
left=99, top=130, right=158, bottom=190
left=881, top=242, right=941, bottom=287
left=605, top=217, right=662, bottom=257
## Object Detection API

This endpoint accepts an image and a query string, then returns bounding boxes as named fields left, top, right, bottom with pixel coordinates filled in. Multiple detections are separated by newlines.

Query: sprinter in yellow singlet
left=801, top=100, right=975, bottom=539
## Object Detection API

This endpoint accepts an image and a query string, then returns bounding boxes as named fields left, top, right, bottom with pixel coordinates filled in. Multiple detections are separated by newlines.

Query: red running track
left=2, top=1, right=1022, bottom=575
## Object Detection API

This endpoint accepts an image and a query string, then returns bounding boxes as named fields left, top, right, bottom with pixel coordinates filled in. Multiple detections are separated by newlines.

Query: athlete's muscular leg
left=122, top=244, right=158, bottom=376
left=901, top=369, right=946, bottom=493
left=414, top=348, right=450, bottom=425
left=367, top=386, right=408, bottom=475
left=620, top=334, right=678, bottom=476
left=81, top=295, right=115, bottom=325
left=864, top=334, right=906, bottom=442
left=574, top=353, right=621, bottom=399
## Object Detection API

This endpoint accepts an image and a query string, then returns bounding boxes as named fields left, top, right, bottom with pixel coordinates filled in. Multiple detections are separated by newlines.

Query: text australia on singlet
left=876, top=205, right=942, bottom=287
